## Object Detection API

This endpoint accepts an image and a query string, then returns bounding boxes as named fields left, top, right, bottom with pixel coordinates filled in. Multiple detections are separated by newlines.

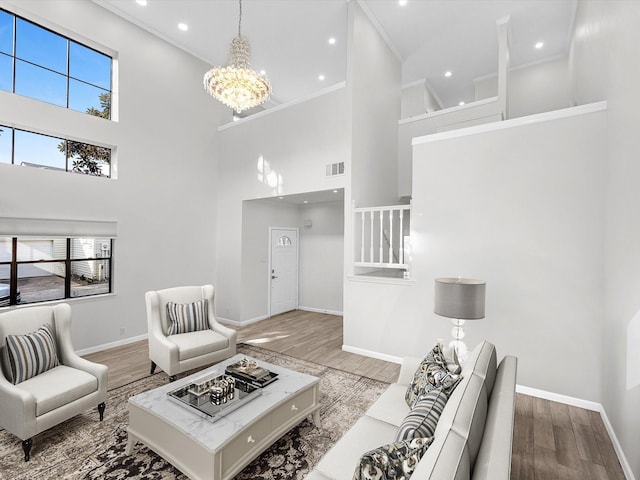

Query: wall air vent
left=326, top=162, right=345, bottom=177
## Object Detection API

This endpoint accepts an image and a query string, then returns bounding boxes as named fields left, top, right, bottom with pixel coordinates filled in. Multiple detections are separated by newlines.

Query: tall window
left=0, top=125, right=111, bottom=176
left=0, top=237, right=112, bottom=306
left=0, top=8, right=112, bottom=118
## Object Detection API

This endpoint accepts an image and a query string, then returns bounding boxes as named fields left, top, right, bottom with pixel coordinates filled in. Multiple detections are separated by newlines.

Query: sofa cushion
left=314, top=416, right=398, bottom=480
left=411, top=428, right=471, bottom=480
left=353, top=436, right=434, bottom=480
left=168, top=329, right=229, bottom=361
left=366, top=383, right=411, bottom=427
left=6, top=323, right=59, bottom=384
left=395, top=388, right=448, bottom=441
left=166, top=299, right=209, bottom=335
left=16, top=365, right=97, bottom=416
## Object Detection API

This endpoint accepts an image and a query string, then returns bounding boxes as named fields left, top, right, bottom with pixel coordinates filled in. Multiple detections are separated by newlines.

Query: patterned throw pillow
left=405, top=343, right=462, bottom=408
left=395, top=388, right=448, bottom=441
left=353, top=437, right=433, bottom=480
left=167, top=299, right=209, bottom=335
left=6, top=323, right=59, bottom=384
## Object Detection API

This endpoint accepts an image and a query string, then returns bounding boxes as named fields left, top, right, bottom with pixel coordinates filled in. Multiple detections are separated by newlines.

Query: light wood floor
left=84, top=310, right=625, bottom=480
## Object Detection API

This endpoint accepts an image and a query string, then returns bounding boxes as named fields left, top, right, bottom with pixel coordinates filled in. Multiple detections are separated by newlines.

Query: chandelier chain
left=238, top=0, right=242, bottom=37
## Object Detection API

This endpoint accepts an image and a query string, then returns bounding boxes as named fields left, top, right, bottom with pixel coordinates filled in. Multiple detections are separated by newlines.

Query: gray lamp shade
left=434, top=278, right=486, bottom=320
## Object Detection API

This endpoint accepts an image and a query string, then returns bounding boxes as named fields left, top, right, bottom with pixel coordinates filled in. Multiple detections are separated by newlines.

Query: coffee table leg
left=125, top=431, right=138, bottom=455
left=311, top=409, right=321, bottom=428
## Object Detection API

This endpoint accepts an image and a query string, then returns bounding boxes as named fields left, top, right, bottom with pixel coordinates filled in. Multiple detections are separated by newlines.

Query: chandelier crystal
left=203, top=0, right=272, bottom=113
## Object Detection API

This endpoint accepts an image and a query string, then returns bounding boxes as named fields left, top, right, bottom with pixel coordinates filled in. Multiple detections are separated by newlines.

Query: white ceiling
left=93, top=0, right=577, bottom=111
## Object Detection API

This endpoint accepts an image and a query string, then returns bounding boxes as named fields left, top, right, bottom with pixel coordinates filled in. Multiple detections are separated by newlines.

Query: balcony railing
left=354, top=203, right=411, bottom=272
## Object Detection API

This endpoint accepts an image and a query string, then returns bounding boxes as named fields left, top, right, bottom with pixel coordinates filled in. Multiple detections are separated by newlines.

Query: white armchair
left=0, top=303, right=108, bottom=461
left=145, top=285, right=236, bottom=380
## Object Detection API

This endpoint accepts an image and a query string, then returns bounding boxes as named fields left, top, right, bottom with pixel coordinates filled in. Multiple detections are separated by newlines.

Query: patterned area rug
left=0, top=344, right=389, bottom=479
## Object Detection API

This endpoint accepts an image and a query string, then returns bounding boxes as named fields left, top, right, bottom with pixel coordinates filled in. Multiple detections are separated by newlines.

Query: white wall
left=0, top=0, right=224, bottom=349
left=571, top=2, right=640, bottom=477
left=346, top=106, right=607, bottom=404
left=475, top=57, right=572, bottom=119
left=299, top=201, right=344, bottom=314
left=215, top=89, right=348, bottom=323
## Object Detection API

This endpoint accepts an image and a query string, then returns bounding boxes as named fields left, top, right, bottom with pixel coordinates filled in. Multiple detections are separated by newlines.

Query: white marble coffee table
left=126, top=354, right=320, bottom=480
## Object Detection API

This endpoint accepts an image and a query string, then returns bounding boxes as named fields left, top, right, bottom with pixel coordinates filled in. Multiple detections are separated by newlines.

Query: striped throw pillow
left=395, top=388, right=449, bottom=441
left=166, top=299, right=209, bottom=335
left=6, top=323, right=60, bottom=385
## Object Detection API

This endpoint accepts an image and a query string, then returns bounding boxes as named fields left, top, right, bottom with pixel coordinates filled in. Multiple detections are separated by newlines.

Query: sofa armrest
left=397, top=356, right=422, bottom=386
left=472, top=355, right=518, bottom=480
left=0, top=371, right=36, bottom=439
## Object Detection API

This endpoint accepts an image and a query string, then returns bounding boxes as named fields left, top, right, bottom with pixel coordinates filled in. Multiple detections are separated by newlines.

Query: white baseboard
left=298, top=306, right=343, bottom=316
left=517, top=385, right=635, bottom=480
left=217, top=315, right=269, bottom=327
left=76, top=333, right=148, bottom=356
left=341, top=344, right=402, bottom=364
left=515, top=384, right=601, bottom=411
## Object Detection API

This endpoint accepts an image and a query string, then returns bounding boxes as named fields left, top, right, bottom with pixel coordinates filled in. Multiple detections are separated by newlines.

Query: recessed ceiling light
left=278, top=196, right=284, bottom=200
left=333, top=190, right=338, bottom=193
left=259, top=70, right=266, bottom=76
left=399, top=0, right=408, bottom=6
left=318, top=74, right=325, bottom=81
left=459, top=101, right=466, bottom=106
left=136, top=0, right=147, bottom=5
left=445, top=71, right=452, bottom=78
left=535, top=41, right=544, bottom=49
left=328, top=37, right=336, bottom=45
left=178, top=23, right=188, bottom=31
left=303, top=200, right=309, bottom=204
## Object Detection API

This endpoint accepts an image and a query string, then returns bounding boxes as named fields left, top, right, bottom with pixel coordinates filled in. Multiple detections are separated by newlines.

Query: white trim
left=298, top=306, right=343, bottom=316
left=600, top=408, right=636, bottom=480
left=347, top=275, right=415, bottom=286
left=217, top=314, right=269, bottom=328
left=217, top=82, right=346, bottom=131
left=401, top=78, right=427, bottom=90
left=516, top=384, right=600, bottom=411
left=412, top=101, right=607, bottom=146
left=517, top=384, right=635, bottom=480
left=76, top=332, right=147, bottom=356
left=0, top=217, right=117, bottom=237
left=355, top=0, right=403, bottom=63
left=398, top=96, right=499, bottom=125
left=342, top=344, right=402, bottom=364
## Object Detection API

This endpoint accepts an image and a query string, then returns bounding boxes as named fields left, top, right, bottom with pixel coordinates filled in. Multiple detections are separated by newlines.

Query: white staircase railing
left=354, top=203, right=411, bottom=270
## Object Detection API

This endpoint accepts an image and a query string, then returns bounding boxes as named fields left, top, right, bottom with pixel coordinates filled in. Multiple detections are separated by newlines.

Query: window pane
left=0, top=237, right=11, bottom=261
left=16, top=238, right=66, bottom=261
left=0, top=53, right=12, bottom=92
left=0, top=10, right=13, bottom=55
left=0, top=264, right=9, bottom=307
left=69, top=79, right=110, bottom=118
left=15, top=18, right=67, bottom=74
left=69, top=41, right=110, bottom=90
left=15, top=59, right=66, bottom=107
left=71, top=238, right=111, bottom=259
left=0, top=125, right=11, bottom=164
left=67, top=140, right=110, bottom=177
left=18, top=262, right=65, bottom=304
left=71, top=259, right=109, bottom=298
left=14, top=129, right=66, bottom=170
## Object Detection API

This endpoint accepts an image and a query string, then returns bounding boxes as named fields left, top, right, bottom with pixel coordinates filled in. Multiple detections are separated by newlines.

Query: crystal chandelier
left=203, top=0, right=272, bottom=113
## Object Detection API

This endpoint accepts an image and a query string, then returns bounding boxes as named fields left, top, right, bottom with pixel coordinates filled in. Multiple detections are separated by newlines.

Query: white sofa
left=307, top=341, right=517, bottom=480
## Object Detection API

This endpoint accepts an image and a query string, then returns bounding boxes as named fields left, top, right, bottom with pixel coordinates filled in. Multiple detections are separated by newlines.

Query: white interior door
left=270, top=228, right=298, bottom=316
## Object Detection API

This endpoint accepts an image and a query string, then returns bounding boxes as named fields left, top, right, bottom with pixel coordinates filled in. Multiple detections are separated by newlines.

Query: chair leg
left=150, top=361, right=157, bottom=375
left=98, top=402, right=106, bottom=421
left=22, top=438, right=32, bottom=462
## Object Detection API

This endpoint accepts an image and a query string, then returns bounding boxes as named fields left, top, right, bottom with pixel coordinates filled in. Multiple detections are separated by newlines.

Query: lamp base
left=449, top=318, right=469, bottom=363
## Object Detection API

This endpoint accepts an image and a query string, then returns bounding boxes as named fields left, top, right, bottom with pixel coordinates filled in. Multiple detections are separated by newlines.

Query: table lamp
left=434, top=277, right=486, bottom=362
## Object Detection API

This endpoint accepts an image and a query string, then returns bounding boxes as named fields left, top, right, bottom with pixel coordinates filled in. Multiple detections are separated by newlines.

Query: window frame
left=0, top=236, right=113, bottom=306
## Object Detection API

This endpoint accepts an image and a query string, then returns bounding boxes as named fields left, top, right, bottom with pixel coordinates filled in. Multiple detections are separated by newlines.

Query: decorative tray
left=225, top=358, right=279, bottom=388
left=167, top=373, right=261, bottom=422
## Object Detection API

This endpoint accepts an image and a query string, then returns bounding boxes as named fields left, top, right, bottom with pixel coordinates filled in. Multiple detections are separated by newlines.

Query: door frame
left=268, top=227, right=299, bottom=317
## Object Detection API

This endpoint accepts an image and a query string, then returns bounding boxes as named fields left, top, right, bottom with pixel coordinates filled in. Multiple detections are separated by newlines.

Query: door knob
left=272, top=275, right=278, bottom=279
